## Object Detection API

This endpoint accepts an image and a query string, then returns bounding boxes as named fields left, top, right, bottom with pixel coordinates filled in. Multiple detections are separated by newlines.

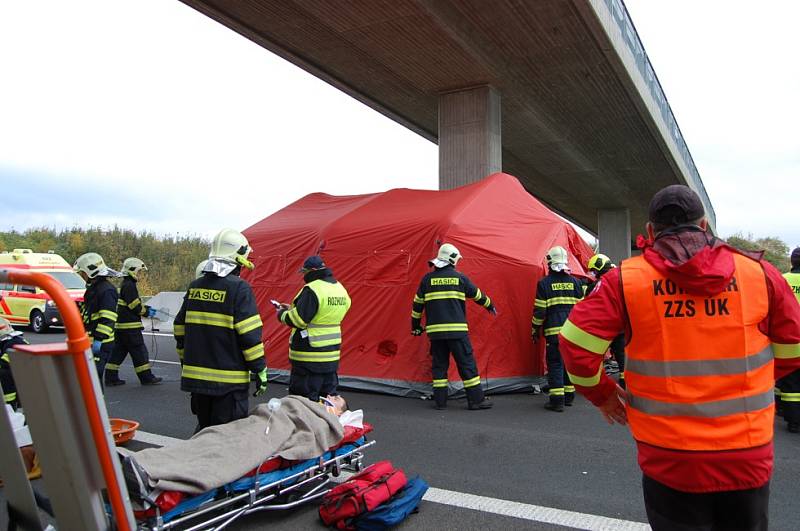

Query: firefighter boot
left=466, top=386, right=492, bottom=410
left=544, top=393, right=565, bottom=413
left=433, top=388, right=447, bottom=410
left=104, top=369, right=126, bottom=386
left=789, top=422, right=799, bottom=434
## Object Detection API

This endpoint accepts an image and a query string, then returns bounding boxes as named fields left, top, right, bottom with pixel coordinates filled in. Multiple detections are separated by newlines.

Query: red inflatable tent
left=242, top=173, right=594, bottom=397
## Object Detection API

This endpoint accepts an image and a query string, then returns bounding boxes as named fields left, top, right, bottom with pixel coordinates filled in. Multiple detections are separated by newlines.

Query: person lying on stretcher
left=120, top=394, right=366, bottom=503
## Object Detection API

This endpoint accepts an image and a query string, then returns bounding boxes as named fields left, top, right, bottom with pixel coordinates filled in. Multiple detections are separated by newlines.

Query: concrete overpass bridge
left=181, top=0, right=715, bottom=263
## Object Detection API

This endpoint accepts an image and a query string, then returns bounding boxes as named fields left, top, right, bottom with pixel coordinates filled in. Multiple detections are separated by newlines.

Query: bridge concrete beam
left=598, top=208, right=632, bottom=266
left=438, top=85, right=502, bottom=190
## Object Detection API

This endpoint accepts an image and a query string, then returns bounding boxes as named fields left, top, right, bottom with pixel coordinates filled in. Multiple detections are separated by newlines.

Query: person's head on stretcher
left=320, top=395, right=347, bottom=416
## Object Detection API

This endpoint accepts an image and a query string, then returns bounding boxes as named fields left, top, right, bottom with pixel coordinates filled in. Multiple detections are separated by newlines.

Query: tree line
left=1, top=227, right=793, bottom=295
left=0, top=227, right=209, bottom=295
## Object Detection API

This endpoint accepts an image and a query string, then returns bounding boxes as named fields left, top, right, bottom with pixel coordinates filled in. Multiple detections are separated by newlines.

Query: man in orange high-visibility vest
left=560, top=185, right=800, bottom=531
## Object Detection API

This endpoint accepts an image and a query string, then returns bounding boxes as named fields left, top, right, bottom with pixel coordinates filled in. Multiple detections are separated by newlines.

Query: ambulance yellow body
left=0, top=249, right=86, bottom=332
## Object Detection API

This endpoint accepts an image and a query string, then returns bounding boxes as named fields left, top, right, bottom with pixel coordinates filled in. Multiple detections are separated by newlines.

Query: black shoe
left=433, top=403, right=447, bottom=410
left=140, top=376, right=163, bottom=385
left=788, top=422, right=799, bottom=434
left=105, top=378, right=126, bottom=386
left=564, top=400, right=574, bottom=407
left=544, top=402, right=564, bottom=413
left=468, top=399, right=493, bottom=410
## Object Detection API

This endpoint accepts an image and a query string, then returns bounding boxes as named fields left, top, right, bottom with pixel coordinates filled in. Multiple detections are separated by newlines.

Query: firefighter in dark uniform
left=276, top=255, right=351, bottom=402
left=412, top=243, right=495, bottom=411
left=585, top=253, right=626, bottom=389
left=105, top=257, right=162, bottom=386
left=0, top=317, right=27, bottom=409
left=174, top=228, right=268, bottom=431
left=73, top=252, right=120, bottom=385
left=532, top=246, right=584, bottom=412
left=778, top=247, right=800, bottom=433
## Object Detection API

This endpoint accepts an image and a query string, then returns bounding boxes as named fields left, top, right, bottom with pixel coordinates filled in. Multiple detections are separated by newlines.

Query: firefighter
left=0, top=317, right=27, bottom=409
left=777, top=247, right=800, bottom=432
left=559, top=185, right=800, bottom=530
left=532, top=246, right=584, bottom=412
left=276, top=255, right=351, bottom=402
left=411, top=243, right=495, bottom=410
left=174, top=228, right=268, bottom=431
left=105, top=257, right=162, bottom=386
left=586, top=254, right=626, bottom=389
left=73, top=252, right=120, bottom=384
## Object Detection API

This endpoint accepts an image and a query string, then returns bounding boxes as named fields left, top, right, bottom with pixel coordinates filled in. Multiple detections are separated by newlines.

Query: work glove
left=253, top=368, right=268, bottom=397
left=488, top=305, right=497, bottom=316
left=411, top=327, right=424, bottom=336
left=145, top=306, right=157, bottom=318
left=91, top=340, right=102, bottom=355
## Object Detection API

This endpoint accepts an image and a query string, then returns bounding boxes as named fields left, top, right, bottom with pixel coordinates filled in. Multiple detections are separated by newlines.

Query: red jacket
left=560, top=230, right=800, bottom=493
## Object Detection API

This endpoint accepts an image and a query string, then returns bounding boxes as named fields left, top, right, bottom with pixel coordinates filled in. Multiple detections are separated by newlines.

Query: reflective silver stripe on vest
left=626, top=346, right=773, bottom=378
left=306, top=323, right=341, bottom=343
left=309, top=333, right=342, bottom=342
left=628, top=389, right=773, bottom=418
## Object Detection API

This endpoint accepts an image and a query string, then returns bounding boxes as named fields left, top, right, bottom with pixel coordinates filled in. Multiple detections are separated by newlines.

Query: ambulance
left=0, top=249, right=86, bottom=333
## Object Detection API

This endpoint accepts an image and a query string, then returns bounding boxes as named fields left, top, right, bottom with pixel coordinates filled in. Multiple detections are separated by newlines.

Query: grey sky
left=1, top=1, right=797, bottom=248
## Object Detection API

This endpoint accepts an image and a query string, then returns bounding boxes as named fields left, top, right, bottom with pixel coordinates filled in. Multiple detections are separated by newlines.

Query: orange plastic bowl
left=110, top=418, right=140, bottom=445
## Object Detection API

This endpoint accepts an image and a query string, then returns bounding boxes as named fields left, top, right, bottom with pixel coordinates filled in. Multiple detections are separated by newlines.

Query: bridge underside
left=182, top=0, right=714, bottom=260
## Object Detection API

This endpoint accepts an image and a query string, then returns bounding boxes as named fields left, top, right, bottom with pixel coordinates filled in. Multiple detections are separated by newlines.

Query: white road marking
left=134, top=430, right=183, bottom=447
left=133, top=430, right=651, bottom=530
left=151, top=359, right=181, bottom=366
left=142, top=331, right=174, bottom=338
left=424, top=487, right=650, bottom=530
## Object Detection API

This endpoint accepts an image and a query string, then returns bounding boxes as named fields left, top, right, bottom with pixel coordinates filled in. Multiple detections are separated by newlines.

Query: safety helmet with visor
left=429, top=243, right=461, bottom=268
left=209, top=228, right=254, bottom=270
left=122, top=257, right=148, bottom=279
left=73, top=252, right=119, bottom=280
left=587, top=253, right=614, bottom=274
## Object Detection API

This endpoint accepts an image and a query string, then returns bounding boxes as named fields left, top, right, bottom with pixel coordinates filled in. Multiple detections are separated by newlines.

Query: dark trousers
left=546, top=336, right=573, bottom=406
left=430, top=337, right=484, bottom=407
left=190, top=390, right=249, bottom=433
left=106, top=330, right=155, bottom=382
left=289, top=364, right=338, bottom=402
left=777, top=368, right=800, bottom=426
left=94, top=342, right=113, bottom=388
left=643, top=475, right=769, bottom=531
left=610, top=334, right=626, bottom=387
left=0, top=366, right=18, bottom=409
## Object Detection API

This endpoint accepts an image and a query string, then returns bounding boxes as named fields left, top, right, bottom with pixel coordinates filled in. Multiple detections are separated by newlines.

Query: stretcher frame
left=138, top=439, right=375, bottom=531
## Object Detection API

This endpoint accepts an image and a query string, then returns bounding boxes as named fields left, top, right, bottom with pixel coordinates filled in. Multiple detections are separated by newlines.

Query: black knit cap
left=648, top=184, right=706, bottom=225
left=791, top=247, right=800, bottom=267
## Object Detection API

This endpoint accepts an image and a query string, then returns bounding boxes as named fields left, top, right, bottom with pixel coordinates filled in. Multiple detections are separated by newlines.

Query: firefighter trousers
left=106, top=330, right=156, bottom=382
left=289, top=363, right=339, bottom=402
left=777, top=368, right=800, bottom=427
left=430, top=337, right=484, bottom=407
left=546, top=336, right=574, bottom=406
left=190, top=389, right=249, bottom=433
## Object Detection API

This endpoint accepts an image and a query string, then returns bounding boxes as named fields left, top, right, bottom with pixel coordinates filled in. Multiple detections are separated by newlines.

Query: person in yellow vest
left=276, top=256, right=351, bottom=402
left=777, top=247, right=800, bottom=432
left=559, top=185, right=800, bottom=530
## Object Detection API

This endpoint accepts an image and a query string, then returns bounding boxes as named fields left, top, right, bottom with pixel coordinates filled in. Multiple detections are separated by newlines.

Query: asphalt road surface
left=5, top=329, right=799, bottom=530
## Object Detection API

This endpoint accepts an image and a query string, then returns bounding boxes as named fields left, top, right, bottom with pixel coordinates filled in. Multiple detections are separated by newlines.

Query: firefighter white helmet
left=195, top=259, right=209, bottom=279
left=73, top=252, right=117, bottom=279
left=546, top=246, right=569, bottom=267
left=122, top=257, right=147, bottom=279
left=429, top=243, right=462, bottom=268
left=209, top=228, right=254, bottom=270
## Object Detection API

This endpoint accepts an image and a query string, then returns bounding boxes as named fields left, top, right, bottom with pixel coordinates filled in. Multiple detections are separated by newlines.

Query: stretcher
left=131, top=424, right=375, bottom=531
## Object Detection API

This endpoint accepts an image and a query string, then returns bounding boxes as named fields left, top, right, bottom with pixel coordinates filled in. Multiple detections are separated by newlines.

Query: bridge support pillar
left=438, top=85, right=502, bottom=189
left=598, top=208, right=632, bottom=265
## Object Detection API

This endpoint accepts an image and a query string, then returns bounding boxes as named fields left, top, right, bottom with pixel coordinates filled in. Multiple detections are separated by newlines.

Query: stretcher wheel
left=110, top=418, right=140, bottom=445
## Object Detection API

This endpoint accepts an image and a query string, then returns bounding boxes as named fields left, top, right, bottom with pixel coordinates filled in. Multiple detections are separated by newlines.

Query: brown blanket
left=129, top=396, right=344, bottom=494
